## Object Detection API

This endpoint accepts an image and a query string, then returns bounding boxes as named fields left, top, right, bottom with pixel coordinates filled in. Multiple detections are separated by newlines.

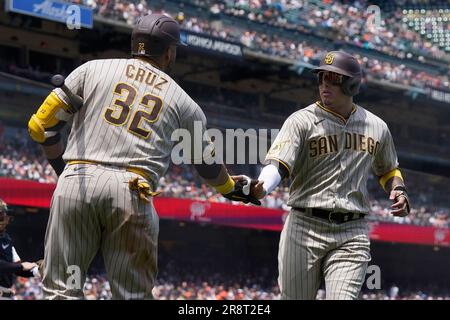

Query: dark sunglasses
left=318, top=71, right=345, bottom=85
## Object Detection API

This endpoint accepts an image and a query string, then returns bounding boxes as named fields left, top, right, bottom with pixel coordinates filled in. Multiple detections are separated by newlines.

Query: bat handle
left=51, top=74, right=83, bottom=111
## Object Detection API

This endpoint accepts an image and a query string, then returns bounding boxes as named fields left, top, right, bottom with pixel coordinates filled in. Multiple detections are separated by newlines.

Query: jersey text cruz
left=125, top=64, right=168, bottom=91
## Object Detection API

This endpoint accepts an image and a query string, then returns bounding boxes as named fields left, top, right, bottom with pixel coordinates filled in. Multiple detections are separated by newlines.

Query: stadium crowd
left=11, top=243, right=450, bottom=300
left=187, top=0, right=449, bottom=59
left=69, top=0, right=449, bottom=90
left=72, top=0, right=449, bottom=58
left=0, top=124, right=56, bottom=184
left=11, top=274, right=450, bottom=300
left=1, top=125, right=448, bottom=228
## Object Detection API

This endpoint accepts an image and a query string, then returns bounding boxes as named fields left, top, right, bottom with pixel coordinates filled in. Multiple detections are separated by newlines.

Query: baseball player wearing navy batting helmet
left=249, top=51, right=410, bottom=299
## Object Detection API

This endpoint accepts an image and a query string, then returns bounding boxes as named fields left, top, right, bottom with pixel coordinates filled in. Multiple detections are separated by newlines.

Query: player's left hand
left=389, top=189, right=410, bottom=217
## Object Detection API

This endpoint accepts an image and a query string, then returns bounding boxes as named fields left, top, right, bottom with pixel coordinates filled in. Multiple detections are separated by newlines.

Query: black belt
left=297, top=208, right=365, bottom=224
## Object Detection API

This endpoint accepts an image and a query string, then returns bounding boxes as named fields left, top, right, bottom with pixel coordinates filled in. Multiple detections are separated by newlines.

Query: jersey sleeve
left=53, top=61, right=89, bottom=105
left=179, top=100, right=215, bottom=164
left=372, top=124, right=399, bottom=177
left=265, top=114, right=306, bottom=176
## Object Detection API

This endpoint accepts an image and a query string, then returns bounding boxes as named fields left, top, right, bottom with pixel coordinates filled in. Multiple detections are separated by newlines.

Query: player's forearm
left=257, top=164, right=283, bottom=197
left=256, top=158, right=290, bottom=197
left=41, top=139, right=66, bottom=176
left=379, top=168, right=405, bottom=193
left=205, top=165, right=230, bottom=186
left=0, top=260, right=22, bottom=274
left=42, top=138, right=64, bottom=159
left=0, top=260, right=34, bottom=278
left=194, top=163, right=235, bottom=194
left=388, top=176, right=406, bottom=191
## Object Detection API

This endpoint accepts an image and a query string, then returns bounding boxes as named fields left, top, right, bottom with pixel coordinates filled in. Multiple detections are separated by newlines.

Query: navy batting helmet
left=131, top=13, right=187, bottom=58
left=312, top=51, right=362, bottom=96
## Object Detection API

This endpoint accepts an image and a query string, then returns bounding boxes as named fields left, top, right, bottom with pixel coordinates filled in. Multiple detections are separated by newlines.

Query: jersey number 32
left=103, top=82, right=163, bottom=139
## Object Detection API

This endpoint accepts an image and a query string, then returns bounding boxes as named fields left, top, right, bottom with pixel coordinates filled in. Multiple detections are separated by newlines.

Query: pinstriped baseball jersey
left=54, top=58, right=212, bottom=190
left=266, top=101, right=398, bottom=214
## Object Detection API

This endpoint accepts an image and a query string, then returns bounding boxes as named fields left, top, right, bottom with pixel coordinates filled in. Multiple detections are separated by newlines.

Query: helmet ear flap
left=341, top=76, right=361, bottom=96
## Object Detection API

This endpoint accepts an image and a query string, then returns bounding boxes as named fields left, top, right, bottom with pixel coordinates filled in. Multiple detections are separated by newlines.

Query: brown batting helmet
left=131, top=13, right=187, bottom=58
left=312, top=51, right=362, bottom=96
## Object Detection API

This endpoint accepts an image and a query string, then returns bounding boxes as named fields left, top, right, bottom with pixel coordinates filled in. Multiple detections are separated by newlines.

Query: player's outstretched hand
left=389, top=189, right=410, bottom=217
left=222, top=175, right=261, bottom=206
left=21, top=262, right=38, bottom=271
left=232, top=175, right=265, bottom=199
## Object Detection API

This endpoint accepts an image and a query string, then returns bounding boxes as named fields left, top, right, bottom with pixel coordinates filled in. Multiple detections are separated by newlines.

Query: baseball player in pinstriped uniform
left=250, top=51, right=411, bottom=299
left=27, top=14, right=259, bottom=299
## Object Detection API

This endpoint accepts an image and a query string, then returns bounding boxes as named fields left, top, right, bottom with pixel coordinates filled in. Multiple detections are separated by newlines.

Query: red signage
left=1, top=178, right=448, bottom=247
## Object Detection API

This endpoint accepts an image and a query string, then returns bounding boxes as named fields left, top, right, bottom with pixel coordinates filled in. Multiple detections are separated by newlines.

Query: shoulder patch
left=268, top=139, right=290, bottom=155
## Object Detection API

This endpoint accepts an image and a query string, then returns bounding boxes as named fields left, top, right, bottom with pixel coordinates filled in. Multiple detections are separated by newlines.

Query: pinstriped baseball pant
left=42, top=164, right=159, bottom=299
left=278, top=209, right=371, bottom=300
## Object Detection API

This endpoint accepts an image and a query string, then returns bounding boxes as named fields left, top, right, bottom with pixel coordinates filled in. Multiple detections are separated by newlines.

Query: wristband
left=213, top=176, right=235, bottom=195
left=392, top=185, right=407, bottom=193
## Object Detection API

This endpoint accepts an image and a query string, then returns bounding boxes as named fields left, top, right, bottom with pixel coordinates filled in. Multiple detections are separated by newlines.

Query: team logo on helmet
left=324, top=53, right=334, bottom=65
left=138, top=42, right=146, bottom=55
